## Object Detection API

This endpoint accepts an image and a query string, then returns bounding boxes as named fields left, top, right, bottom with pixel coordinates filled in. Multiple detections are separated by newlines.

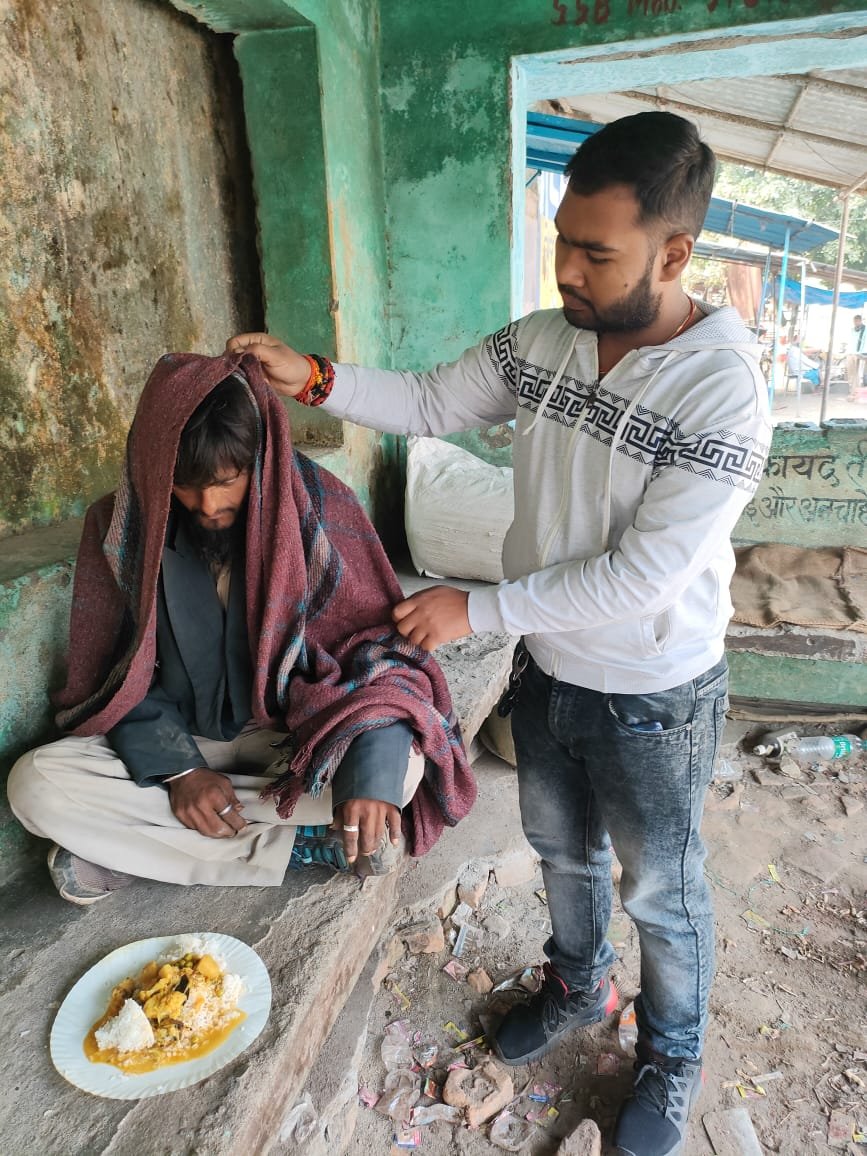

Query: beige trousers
left=7, top=726, right=424, bottom=887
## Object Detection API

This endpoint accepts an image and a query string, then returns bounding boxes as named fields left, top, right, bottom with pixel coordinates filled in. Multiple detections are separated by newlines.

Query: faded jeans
left=511, top=650, right=729, bottom=1060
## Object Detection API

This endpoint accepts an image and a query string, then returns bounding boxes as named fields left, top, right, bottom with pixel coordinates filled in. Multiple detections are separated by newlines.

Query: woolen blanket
left=54, top=351, right=476, bottom=854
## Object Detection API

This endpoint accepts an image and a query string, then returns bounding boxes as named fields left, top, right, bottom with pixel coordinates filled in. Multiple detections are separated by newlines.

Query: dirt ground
left=349, top=721, right=867, bottom=1155
left=771, top=384, right=867, bottom=424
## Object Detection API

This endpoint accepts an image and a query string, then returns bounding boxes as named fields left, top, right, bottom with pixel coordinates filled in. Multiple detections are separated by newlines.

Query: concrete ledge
left=0, top=519, right=83, bottom=584
left=395, top=563, right=516, bottom=748
left=727, top=621, right=867, bottom=663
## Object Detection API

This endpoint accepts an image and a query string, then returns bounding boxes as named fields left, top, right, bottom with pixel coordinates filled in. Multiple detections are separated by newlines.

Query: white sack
left=404, top=436, right=514, bottom=583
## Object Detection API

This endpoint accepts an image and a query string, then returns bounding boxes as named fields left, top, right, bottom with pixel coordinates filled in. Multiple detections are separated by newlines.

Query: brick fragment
left=751, top=766, right=780, bottom=786
left=436, top=885, right=458, bottom=920
left=494, top=849, right=538, bottom=888
left=443, top=1059, right=513, bottom=1128
left=557, top=1119, right=602, bottom=1156
left=402, top=920, right=445, bottom=955
left=466, top=968, right=493, bottom=995
left=458, top=862, right=490, bottom=909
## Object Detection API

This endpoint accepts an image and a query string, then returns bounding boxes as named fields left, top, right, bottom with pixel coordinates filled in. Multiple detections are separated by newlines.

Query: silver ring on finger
left=217, top=803, right=234, bottom=816
left=342, top=824, right=360, bottom=833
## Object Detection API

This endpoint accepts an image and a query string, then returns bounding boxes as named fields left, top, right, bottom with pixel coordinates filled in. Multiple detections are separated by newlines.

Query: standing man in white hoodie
left=229, top=112, right=771, bottom=1156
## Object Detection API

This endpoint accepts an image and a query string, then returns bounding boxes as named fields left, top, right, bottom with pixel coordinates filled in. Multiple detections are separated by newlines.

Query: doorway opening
left=510, top=14, right=867, bottom=423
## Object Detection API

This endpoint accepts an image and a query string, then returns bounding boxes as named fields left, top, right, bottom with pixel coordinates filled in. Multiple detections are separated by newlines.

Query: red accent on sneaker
left=603, top=979, right=619, bottom=1015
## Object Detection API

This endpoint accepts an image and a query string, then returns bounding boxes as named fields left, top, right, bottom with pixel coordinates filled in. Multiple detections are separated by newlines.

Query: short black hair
left=174, top=374, right=259, bottom=488
left=564, top=112, right=716, bottom=241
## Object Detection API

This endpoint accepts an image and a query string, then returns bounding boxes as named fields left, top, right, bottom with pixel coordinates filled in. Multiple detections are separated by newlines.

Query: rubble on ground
left=344, top=724, right=866, bottom=1154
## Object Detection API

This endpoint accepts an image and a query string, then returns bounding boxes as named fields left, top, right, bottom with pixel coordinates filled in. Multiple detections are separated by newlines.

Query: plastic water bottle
left=618, top=1001, right=638, bottom=1055
left=790, top=735, right=865, bottom=761
left=754, top=733, right=865, bottom=760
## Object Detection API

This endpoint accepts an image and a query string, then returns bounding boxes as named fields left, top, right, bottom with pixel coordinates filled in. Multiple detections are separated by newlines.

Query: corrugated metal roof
left=704, top=199, right=837, bottom=253
left=556, top=69, right=867, bottom=194
left=527, top=113, right=839, bottom=253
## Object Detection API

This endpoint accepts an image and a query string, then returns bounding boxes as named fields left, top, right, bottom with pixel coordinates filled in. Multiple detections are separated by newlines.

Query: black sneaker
left=492, top=963, right=618, bottom=1066
left=613, top=1045, right=703, bottom=1156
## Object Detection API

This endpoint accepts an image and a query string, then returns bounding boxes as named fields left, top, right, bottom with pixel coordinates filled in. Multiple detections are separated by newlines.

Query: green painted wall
left=728, top=650, right=867, bottom=709
left=234, top=26, right=342, bottom=446
left=233, top=1, right=398, bottom=485
left=735, top=421, right=867, bottom=548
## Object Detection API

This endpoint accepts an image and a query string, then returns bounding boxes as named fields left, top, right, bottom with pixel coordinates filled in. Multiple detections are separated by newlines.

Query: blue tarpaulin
left=776, top=277, right=867, bottom=309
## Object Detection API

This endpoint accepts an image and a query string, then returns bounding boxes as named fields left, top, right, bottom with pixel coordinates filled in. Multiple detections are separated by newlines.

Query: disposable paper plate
left=50, top=932, right=271, bottom=1099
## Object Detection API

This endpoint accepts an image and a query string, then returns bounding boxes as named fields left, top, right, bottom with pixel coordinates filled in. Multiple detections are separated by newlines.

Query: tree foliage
left=712, top=163, right=867, bottom=274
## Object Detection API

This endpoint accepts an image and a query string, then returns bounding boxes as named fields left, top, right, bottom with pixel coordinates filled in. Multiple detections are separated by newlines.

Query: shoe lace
left=533, top=964, right=601, bottom=1031
left=633, top=1062, right=690, bottom=1120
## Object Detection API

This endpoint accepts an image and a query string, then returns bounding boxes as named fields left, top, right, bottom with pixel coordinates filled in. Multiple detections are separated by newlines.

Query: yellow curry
left=86, top=950, right=245, bottom=1073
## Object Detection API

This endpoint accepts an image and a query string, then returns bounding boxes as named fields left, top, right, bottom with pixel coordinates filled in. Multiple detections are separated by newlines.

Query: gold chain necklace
left=598, top=296, right=696, bottom=378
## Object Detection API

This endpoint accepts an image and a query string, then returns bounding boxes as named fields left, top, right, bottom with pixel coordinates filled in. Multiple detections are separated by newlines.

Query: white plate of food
left=50, top=932, right=271, bottom=1099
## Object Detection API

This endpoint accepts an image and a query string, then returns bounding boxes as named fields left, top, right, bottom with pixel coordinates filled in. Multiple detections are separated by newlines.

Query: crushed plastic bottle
left=754, top=733, right=866, bottom=761
left=713, top=758, right=744, bottom=782
left=375, top=1068, right=420, bottom=1122
left=489, top=1109, right=537, bottom=1151
left=278, top=1098, right=319, bottom=1145
left=618, top=1000, right=638, bottom=1055
left=381, top=1020, right=415, bottom=1071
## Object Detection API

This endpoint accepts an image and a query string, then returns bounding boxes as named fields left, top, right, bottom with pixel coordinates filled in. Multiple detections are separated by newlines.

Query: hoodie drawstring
left=523, top=330, right=580, bottom=435
left=600, top=350, right=678, bottom=552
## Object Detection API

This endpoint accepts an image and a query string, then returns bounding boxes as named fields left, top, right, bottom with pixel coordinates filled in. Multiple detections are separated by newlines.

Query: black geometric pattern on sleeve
left=513, top=361, right=769, bottom=493
left=651, top=424, right=769, bottom=492
left=484, top=322, right=519, bottom=395
left=514, top=358, right=598, bottom=423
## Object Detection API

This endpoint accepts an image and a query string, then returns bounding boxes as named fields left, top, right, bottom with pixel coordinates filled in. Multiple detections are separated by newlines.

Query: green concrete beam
left=728, top=649, right=867, bottom=709
left=169, top=1, right=310, bottom=33
left=234, top=27, right=342, bottom=445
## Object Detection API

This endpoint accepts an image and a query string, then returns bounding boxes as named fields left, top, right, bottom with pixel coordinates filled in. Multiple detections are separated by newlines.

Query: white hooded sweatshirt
left=322, top=304, right=772, bottom=693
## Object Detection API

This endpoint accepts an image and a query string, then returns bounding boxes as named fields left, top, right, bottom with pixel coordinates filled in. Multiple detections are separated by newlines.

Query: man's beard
left=560, top=254, right=661, bottom=334
left=178, top=503, right=246, bottom=568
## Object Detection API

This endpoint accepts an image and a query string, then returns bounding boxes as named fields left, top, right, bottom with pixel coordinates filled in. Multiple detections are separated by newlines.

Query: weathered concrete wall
left=0, top=0, right=260, bottom=537
left=0, top=0, right=262, bottom=868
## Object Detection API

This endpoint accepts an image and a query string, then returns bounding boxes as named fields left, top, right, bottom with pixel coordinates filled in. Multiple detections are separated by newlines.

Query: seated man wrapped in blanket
left=8, top=351, right=475, bottom=904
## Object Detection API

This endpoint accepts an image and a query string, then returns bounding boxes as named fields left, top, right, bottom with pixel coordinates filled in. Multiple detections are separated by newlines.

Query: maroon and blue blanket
left=55, top=350, right=476, bottom=854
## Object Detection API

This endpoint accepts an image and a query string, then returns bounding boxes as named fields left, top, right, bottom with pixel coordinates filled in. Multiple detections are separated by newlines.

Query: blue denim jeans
left=511, top=650, right=728, bottom=1060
